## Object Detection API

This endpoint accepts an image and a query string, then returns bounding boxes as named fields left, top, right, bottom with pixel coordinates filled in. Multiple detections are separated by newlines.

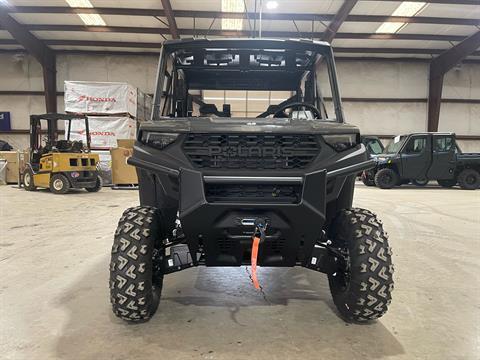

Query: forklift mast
left=29, top=113, right=91, bottom=155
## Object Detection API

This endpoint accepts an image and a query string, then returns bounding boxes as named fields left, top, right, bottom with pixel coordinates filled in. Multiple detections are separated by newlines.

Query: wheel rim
left=24, top=173, right=31, bottom=186
left=466, top=174, right=476, bottom=185
left=382, top=173, right=392, bottom=185
left=152, top=248, right=164, bottom=287
left=53, top=178, right=64, bottom=191
left=330, top=248, right=351, bottom=292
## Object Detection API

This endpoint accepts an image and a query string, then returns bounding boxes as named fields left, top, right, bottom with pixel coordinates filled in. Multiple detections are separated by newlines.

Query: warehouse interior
left=0, top=1, right=479, bottom=359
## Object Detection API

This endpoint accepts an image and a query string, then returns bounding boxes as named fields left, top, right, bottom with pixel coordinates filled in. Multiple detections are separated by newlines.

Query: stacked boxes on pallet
left=64, top=81, right=152, bottom=185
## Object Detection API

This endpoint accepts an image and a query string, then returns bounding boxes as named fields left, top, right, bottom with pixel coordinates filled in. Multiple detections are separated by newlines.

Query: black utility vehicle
left=109, top=39, right=394, bottom=323
left=362, top=132, right=480, bottom=189
left=358, top=135, right=384, bottom=178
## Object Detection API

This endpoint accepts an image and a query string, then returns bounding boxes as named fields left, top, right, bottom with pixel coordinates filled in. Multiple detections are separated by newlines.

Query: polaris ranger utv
left=362, top=132, right=480, bottom=189
left=109, top=39, right=394, bottom=323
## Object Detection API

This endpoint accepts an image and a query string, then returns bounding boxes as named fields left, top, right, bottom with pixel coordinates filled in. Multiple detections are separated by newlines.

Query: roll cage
left=151, top=38, right=345, bottom=122
left=29, top=113, right=92, bottom=165
left=383, top=132, right=459, bottom=155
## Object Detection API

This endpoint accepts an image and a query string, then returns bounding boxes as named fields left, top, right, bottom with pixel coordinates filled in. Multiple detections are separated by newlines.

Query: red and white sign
left=64, top=81, right=138, bottom=117
left=67, top=117, right=136, bottom=149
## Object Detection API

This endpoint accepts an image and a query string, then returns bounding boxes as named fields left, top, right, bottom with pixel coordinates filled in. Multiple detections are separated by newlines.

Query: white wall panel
left=443, top=64, right=480, bottom=99
left=343, top=102, right=427, bottom=135
left=438, top=103, right=480, bottom=135
left=336, top=61, right=428, bottom=98
left=57, top=54, right=158, bottom=93
left=0, top=53, right=479, bottom=151
left=0, top=54, right=43, bottom=91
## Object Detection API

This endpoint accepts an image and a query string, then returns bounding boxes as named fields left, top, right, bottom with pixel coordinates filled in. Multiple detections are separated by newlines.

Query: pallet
left=111, top=184, right=138, bottom=190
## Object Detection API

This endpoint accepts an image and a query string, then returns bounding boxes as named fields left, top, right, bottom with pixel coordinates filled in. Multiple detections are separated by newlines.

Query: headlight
left=323, top=134, right=358, bottom=152
left=140, top=132, right=179, bottom=150
left=376, top=157, right=391, bottom=163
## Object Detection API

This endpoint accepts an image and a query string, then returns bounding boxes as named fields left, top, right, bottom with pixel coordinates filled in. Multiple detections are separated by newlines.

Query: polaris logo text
left=77, top=95, right=117, bottom=103
left=208, top=146, right=295, bottom=158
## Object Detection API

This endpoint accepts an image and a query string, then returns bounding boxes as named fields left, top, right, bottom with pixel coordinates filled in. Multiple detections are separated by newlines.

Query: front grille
left=217, top=233, right=286, bottom=257
left=265, top=237, right=285, bottom=255
left=183, top=134, right=320, bottom=169
left=217, top=237, right=236, bottom=254
left=205, top=183, right=302, bottom=203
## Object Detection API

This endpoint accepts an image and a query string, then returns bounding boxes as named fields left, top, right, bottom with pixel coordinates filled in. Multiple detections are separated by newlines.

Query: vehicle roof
left=398, top=132, right=456, bottom=136
left=361, top=135, right=381, bottom=139
left=31, top=113, right=87, bottom=121
left=162, top=38, right=332, bottom=52
left=161, top=38, right=332, bottom=91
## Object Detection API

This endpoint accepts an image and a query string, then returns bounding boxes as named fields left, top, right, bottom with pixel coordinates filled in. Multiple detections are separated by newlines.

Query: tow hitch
left=305, top=232, right=350, bottom=275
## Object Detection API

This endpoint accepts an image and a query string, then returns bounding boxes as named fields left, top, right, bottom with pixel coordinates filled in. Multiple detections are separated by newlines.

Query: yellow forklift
left=23, top=113, right=102, bottom=194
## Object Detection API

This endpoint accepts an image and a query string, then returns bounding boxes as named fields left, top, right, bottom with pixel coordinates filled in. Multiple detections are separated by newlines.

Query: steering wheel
left=273, top=102, right=321, bottom=119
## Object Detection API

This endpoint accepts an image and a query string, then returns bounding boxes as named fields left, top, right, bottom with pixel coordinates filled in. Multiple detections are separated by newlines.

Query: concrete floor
left=0, top=183, right=479, bottom=360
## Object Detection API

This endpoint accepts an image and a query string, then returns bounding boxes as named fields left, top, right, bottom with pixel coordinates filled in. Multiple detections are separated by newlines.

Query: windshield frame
left=384, top=135, right=407, bottom=154
left=364, top=138, right=385, bottom=155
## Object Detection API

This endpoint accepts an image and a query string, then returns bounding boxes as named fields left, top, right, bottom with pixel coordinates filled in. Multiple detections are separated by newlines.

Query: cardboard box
left=0, top=160, right=7, bottom=185
left=64, top=81, right=151, bottom=118
left=117, top=139, right=135, bottom=148
left=110, top=147, right=138, bottom=185
left=0, top=151, right=28, bottom=184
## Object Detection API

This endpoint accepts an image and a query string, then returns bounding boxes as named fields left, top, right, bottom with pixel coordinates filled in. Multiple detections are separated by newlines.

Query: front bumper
left=178, top=168, right=327, bottom=267
left=128, top=135, right=374, bottom=267
left=66, top=171, right=98, bottom=188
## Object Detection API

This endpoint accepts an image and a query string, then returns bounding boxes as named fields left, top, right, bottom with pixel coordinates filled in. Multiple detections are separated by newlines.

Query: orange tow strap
left=250, top=235, right=261, bottom=289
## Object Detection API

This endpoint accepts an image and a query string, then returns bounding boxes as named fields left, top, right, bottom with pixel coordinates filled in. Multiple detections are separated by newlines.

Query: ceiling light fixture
left=221, top=0, right=244, bottom=31
left=266, top=1, right=278, bottom=10
left=65, top=0, right=106, bottom=26
left=376, top=1, right=427, bottom=34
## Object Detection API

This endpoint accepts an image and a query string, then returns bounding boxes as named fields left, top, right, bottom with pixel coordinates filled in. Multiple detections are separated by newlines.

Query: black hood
left=140, top=117, right=358, bottom=135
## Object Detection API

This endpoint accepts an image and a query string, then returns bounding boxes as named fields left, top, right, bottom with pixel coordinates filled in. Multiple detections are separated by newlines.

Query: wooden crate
left=110, top=147, right=138, bottom=186
left=0, top=151, right=28, bottom=184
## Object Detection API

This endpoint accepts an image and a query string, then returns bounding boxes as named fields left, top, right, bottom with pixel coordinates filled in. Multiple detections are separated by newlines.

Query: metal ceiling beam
left=0, top=11, right=50, bottom=64
left=333, top=47, right=480, bottom=55
left=25, top=24, right=171, bottom=35
left=46, top=39, right=163, bottom=49
left=427, top=76, right=444, bottom=132
left=427, top=31, right=480, bottom=132
left=3, top=38, right=480, bottom=56
left=6, top=7, right=479, bottom=27
left=10, top=38, right=480, bottom=56
left=2, top=48, right=480, bottom=64
left=0, top=11, right=56, bottom=113
left=347, top=15, right=479, bottom=26
left=0, top=39, right=18, bottom=45
left=378, top=0, right=479, bottom=5
left=160, top=0, right=179, bottom=39
left=336, top=33, right=467, bottom=41
left=321, top=0, right=359, bottom=43
left=430, top=31, right=480, bottom=77
left=19, top=24, right=470, bottom=42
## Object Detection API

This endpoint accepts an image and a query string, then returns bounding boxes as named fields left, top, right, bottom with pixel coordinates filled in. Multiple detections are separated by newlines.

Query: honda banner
left=64, top=81, right=138, bottom=117
left=67, top=116, right=136, bottom=150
